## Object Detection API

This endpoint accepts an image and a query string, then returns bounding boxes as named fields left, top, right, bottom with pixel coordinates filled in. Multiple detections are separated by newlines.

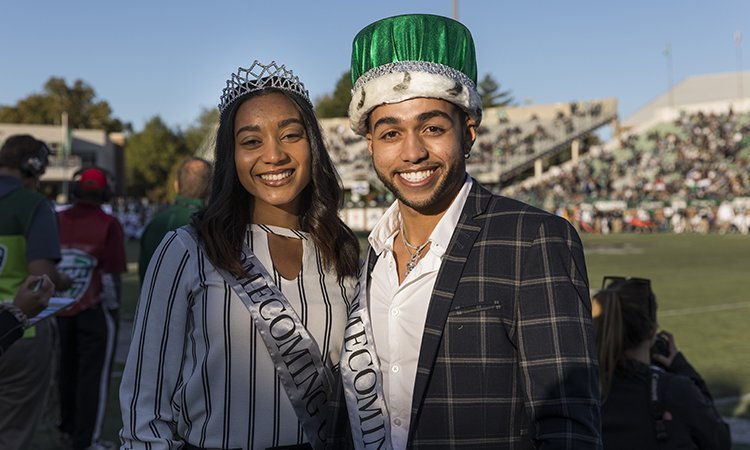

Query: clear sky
left=2, top=1, right=748, bottom=132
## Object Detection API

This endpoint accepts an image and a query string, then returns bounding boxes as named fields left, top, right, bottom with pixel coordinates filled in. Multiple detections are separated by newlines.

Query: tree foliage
left=183, top=107, right=219, bottom=159
left=477, top=74, right=514, bottom=108
left=0, top=77, right=129, bottom=132
left=315, top=71, right=352, bottom=118
left=125, top=116, right=189, bottom=199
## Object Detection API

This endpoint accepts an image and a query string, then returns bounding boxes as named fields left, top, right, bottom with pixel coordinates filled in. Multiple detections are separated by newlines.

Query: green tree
left=183, top=107, right=219, bottom=159
left=0, top=77, right=129, bottom=132
left=315, top=71, right=352, bottom=118
left=125, top=116, right=188, bottom=199
left=477, top=74, right=514, bottom=108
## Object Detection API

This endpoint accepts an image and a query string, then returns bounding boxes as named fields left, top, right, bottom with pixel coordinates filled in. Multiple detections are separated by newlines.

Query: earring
left=463, top=151, right=470, bottom=159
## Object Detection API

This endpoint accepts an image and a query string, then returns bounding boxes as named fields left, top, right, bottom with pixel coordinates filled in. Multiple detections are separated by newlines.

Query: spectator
left=138, top=157, right=212, bottom=284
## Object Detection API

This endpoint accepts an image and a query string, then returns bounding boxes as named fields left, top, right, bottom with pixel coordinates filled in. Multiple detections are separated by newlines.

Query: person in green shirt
left=139, top=157, right=212, bottom=284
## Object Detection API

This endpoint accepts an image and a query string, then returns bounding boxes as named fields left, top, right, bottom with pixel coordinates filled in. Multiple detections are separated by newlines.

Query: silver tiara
left=218, top=60, right=312, bottom=114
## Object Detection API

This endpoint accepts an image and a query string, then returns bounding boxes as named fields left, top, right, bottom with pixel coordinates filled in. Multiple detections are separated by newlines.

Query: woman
left=593, top=277, right=730, bottom=450
left=120, top=60, right=360, bottom=450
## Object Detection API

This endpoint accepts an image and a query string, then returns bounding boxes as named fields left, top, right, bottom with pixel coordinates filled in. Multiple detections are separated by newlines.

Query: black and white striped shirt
left=119, top=225, right=355, bottom=449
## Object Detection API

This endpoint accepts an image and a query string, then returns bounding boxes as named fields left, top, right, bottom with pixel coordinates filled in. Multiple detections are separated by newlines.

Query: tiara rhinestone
left=218, top=60, right=312, bottom=114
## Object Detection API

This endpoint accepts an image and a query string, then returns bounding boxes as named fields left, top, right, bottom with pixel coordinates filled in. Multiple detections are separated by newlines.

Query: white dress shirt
left=367, top=177, right=473, bottom=450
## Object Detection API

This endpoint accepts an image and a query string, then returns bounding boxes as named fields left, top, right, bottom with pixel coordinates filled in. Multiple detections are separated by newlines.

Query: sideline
left=659, top=301, right=750, bottom=317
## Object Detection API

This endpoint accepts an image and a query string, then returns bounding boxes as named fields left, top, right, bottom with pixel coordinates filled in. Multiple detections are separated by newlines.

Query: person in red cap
left=56, top=167, right=127, bottom=450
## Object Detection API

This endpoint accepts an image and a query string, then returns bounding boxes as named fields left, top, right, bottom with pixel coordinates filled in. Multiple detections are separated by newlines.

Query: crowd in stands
left=503, top=111, right=750, bottom=234
left=112, top=198, right=155, bottom=240
left=322, top=100, right=614, bottom=182
left=116, top=108, right=750, bottom=236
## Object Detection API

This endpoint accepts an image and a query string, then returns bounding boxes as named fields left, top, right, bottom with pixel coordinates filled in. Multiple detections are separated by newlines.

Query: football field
left=582, top=233, right=750, bottom=413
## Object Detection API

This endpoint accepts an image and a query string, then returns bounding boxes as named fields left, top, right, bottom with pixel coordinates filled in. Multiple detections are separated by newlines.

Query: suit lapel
left=408, top=182, right=492, bottom=436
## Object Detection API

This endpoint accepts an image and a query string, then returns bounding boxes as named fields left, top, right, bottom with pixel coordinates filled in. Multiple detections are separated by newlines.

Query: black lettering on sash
left=277, top=332, right=309, bottom=367
left=347, top=296, right=360, bottom=316
left=363, top=430, right=386, bottom=448
left=344, top=327, right=368, bottom=351
left=248, top=283, right=275, bottom=300
left=317, top=419, right=327, bottom=442
left=347, top=348, right=373, bottom=372
left=353, top=368, right=377, bottom=395
left=269, top=314, right=296, bottom=341
left=346, top=315, right=364, bottom=330
left=239, top=270, right=263, bottom=288
left=362, top=423, right=386, bottom=437
left=356, top=391, right=382, bottom=422
left=305, top=388, right=327, bottom=415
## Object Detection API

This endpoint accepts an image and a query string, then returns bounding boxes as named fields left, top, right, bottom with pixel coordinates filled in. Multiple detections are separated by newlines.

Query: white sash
left=183, top=227, right=332, bottom=450
left=339, top=250, right=392, bottom=449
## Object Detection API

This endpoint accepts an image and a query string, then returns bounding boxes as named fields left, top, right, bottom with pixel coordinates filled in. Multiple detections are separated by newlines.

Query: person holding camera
left=593, top=276, right=731, bottom=450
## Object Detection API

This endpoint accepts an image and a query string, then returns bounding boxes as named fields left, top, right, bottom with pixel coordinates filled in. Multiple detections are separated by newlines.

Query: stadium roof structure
left=622, top=70, right=750, bottom=134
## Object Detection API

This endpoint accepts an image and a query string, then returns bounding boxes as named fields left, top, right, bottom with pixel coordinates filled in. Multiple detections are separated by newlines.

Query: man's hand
left=13, top=275, right=54, bottom=318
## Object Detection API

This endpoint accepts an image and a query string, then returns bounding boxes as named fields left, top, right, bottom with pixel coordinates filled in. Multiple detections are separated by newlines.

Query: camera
left=651, top=333, right=670, bottom=358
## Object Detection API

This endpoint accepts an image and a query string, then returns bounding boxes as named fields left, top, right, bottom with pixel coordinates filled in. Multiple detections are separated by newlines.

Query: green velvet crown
left=348, top=14, right=482, bottom=135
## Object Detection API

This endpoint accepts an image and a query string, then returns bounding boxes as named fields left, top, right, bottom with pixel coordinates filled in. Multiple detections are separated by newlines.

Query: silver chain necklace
left=399, top=221, right=431, bottom=277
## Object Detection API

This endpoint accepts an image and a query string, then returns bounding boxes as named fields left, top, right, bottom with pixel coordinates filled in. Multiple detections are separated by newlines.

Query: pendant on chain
left=405, top=256, right=418, bottom=277
left=400, top=221, right=430, bottom=278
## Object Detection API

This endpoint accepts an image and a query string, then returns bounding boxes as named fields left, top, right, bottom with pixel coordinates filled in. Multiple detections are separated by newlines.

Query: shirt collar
left=174, top=195, right=204, bottom=210
left=368, top=176, right=474, bottom=258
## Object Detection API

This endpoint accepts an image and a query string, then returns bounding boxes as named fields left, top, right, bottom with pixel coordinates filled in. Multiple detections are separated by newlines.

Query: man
left=138, top=156, right=212, bottom=283
left=0, top=134, right=72, bottom=449
left=335, top=14, right=601, bottom=449
left=56, top=167, right=127, bottom=450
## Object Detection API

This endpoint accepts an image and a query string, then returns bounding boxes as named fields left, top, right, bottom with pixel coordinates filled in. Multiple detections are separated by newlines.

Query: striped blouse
left=119, top=225, right=355, bottom=449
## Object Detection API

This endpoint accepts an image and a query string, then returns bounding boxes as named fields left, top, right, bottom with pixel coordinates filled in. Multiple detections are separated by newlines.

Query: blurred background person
left=0, top=274, right=54, bottom=355
left=138, top=156, right=212, bottom=284
left=0, top=134, right=72, bottom=449
left=593, top=276, right=731, bottom=450
left=56, top=167, right=127, bottom=450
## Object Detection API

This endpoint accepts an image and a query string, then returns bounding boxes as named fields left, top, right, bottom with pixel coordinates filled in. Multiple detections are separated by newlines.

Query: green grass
left=583, top=233, right=750, bottom=417
left=32, top=234, right=750, bottom=447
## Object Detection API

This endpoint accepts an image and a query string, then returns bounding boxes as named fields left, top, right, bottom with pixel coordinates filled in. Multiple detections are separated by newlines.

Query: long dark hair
left=593, top=278, right=657, bottom=399
left=193, top=88, right=359, bottom=281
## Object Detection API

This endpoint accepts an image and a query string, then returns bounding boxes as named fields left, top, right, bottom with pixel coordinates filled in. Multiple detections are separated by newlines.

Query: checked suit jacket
left=328, top=181, right=602, bottom=449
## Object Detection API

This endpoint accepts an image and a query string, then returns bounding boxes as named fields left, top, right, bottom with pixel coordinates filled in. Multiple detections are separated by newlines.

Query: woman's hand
left=651, top=330, right=678, bottom=368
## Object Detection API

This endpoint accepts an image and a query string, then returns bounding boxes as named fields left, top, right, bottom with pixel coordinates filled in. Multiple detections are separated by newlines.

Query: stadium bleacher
left=503, top=110, right=750, bottom=234
left=321, top=91, right=750, bottom=234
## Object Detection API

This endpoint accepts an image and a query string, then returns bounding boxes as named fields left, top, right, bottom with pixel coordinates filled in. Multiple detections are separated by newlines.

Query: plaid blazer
left=328, top=182, right=602, bottom=449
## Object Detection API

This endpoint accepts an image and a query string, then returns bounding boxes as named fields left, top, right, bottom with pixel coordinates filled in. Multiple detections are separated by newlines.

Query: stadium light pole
left=735, top=32, right=744, bottom=102
left=453, top=0, right=459, bottom=20
left=664, top=42, right=675, bottom=110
